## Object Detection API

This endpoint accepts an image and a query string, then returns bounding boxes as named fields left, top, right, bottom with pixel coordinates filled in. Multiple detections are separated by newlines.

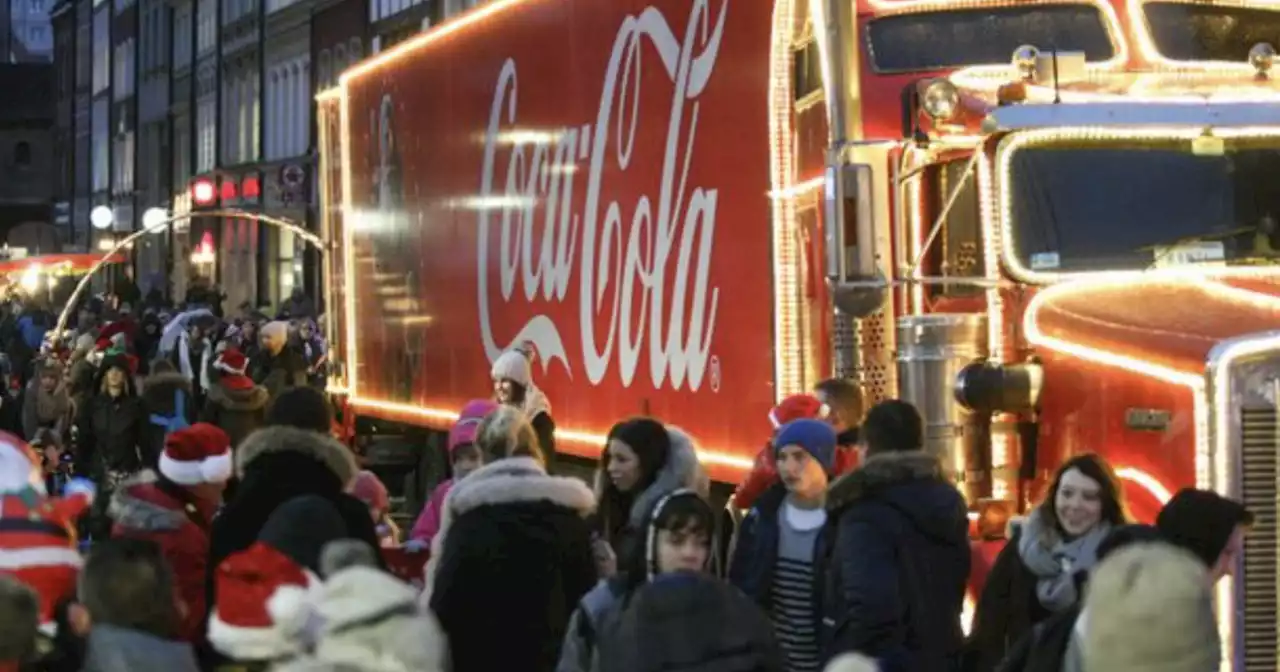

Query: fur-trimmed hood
left=237, top=426, right=358, bottom=486
left=420, top=456, right=595, bottom=606
left=141, top=371, right=191, bottom=410
left=827, top=450, right=968, bottom=545
left=594, top=426, right=711, bottom=530
left=206, top=382, right=270, bottom=411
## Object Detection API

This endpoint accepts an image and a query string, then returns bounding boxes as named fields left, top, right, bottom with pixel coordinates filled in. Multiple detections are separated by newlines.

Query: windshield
left=1143, top=2, right=1280, bottom=62
left=1007, top=138, right=1280, bottom=273
left=866, top=5, right=1115, bottom=73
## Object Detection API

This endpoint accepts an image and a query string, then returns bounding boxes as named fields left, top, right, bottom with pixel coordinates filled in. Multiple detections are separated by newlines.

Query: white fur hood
left=595, top=425, right=710, bottom=529
left=419, top=457, right=595, bottom=607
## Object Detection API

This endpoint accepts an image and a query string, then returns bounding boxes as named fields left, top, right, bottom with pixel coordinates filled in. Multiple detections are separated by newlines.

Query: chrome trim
left=986, top=102, right=1280, bottom=131
left=1205, top=330, right=1280, bottom=672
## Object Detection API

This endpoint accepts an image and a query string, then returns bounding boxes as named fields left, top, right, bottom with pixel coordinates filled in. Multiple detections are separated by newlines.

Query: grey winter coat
left=557, top=580, right=624, bottom=672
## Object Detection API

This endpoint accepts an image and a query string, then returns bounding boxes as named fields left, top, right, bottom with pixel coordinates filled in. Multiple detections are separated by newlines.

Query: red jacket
left=109, top=472, right=216, bottom=642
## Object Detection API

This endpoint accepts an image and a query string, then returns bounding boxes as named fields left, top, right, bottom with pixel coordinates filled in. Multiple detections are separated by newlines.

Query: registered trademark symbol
left=709, top=355, right=721, bottom=393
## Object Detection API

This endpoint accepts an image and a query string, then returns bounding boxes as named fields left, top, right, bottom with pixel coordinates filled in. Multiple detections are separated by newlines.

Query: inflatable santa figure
left=0, top=431, right=94, bottom=633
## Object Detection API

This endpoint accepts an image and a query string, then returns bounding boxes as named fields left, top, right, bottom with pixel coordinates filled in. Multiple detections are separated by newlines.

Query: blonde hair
left=475, top=406, right=543, bottom=464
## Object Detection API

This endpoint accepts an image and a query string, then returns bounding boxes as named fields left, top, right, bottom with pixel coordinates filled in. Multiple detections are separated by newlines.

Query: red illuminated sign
left=220, top=180, right=238, bottom=202
left=242, top=175, right=261, bottom=200
left=190, top=178, right=216, bottom=206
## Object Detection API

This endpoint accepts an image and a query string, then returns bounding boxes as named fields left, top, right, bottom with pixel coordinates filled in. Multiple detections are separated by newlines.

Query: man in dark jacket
left=823, top=399, right=970, bottom=671
left=204, top=425, right=383, bottom=626
left=252, top=321, right=309, bottom=401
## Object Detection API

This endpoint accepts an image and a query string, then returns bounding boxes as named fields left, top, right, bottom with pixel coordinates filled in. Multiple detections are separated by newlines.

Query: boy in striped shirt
left=729, top=419, right=837, bottom=672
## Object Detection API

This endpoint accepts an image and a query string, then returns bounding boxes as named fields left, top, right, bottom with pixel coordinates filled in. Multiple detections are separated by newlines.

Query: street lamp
left=90, top=205, right=114, bottom=230
left=142, top=207, right=168, bottom=231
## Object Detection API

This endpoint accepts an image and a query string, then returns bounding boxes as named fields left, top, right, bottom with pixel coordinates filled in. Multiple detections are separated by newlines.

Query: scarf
left=1016, top=507, right=1110, bottom=612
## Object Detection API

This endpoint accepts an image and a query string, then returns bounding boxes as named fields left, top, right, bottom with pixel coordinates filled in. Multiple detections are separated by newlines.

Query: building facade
left=53, top=0, right=493, bottom=308
left=8, top=0, right=55, bottom=60
left=0, top=65, right=55, bottom=251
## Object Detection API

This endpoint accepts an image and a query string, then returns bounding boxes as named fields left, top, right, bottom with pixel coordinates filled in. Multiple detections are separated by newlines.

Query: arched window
left=13, top=141, right=30, bottom=166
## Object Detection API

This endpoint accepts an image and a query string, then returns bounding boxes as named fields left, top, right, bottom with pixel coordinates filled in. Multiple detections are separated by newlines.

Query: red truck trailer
left=318, top=0, right=797, bottom=484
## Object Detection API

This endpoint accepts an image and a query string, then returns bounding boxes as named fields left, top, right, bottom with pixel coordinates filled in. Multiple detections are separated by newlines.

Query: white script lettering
left=475, top=0, right=727, bottom=392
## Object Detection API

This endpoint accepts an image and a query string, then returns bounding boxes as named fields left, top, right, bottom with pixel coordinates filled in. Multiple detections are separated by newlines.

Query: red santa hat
left=0, top=434, right=94, bottom=632
left=208, top=542, right=318, bottom=661
left=214, top=348, right=255, bottom=391
left=159, top=424, right=233, bottom=486
left=768, top=394, right=831, bottom=429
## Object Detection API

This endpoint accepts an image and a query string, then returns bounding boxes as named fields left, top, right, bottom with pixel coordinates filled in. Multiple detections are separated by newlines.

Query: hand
left=592, top=538, right=617, bottom=578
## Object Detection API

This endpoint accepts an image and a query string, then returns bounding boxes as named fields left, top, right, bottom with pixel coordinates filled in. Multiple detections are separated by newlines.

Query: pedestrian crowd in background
left=0, top=277, right=1250, bottom=672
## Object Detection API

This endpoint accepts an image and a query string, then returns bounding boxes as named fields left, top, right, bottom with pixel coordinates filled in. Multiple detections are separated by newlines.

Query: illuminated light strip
left=345, top=396, right=754, bottom=470
left=1115, top=467, right=1174, bottom=505
left=315, top=87, right=340, bottom=103
left=338, top=85, right=359, bottom=399
left=883, top=0, right=1128, bottom=68
left=340, top=0, right=525, bottom=85
left=769, top=0, right=804, bottom=400
left=961, top=595, right=975, bottom=636
left=1022, top=278, right=1213, bottom=492
left=976, top=140, right=1013, bottom=500
left=768, top=176, right=824, bottom=200
left=994, top=126, right=1280, bottom=286
left=865, top=0, right=1131, bottom=72
left=1127, top=0, right=1280, bottom=75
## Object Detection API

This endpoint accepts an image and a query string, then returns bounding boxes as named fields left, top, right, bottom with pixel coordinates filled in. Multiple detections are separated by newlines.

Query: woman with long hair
left=592, top=417, right=708, bottom=577
left=967, top=453, right=1130, bottom=671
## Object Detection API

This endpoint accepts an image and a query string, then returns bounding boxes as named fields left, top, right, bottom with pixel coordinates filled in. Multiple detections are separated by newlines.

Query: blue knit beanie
left=774, top=419, right=838, bottom=473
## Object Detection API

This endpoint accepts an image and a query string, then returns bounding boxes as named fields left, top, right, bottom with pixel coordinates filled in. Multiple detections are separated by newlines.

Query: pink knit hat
left=448, top=399, right=499, bottom=454
left=349, top=470, right=389, bottom=514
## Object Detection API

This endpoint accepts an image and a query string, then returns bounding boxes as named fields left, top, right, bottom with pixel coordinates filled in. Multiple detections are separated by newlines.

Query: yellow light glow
left=995, top=126, right=1280, bottom=286
left=961, top=594, right=975, bottom=636
left=768, top=176, right=824, bottom=200
left=769, top=0, right=804, bottom=400
left=1115, top=466, right=1174, bottom=504
left=346, top=396, right=754, bottom=470
left=19, top=265, right=40, bottom=293
left=340, top=0, right=525, bottom=85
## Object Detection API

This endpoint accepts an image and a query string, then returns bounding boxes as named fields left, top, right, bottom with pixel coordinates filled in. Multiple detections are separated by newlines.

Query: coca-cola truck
left=320, top=0, right=1280, bottom=665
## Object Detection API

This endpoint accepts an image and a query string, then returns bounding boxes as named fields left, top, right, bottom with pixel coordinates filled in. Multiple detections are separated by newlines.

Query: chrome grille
left=1240, top=405, right=1279, bottom=671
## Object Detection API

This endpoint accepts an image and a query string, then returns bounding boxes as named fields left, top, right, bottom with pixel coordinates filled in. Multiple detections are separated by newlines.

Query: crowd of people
left=0, top=284, right=1256, bottom=672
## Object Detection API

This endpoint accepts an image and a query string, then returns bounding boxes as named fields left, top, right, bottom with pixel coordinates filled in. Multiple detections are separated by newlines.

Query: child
left=558, top=488, right=715, bottom=672
left=30, top=428, right=69, bottom=496
left=407, top=399, right=498, bottom=549
left=350, top=471, right=399, bottom=548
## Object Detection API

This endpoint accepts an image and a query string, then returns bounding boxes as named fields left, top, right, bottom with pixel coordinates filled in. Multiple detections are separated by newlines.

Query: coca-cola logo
left=476, top=0, right=727, bottom=392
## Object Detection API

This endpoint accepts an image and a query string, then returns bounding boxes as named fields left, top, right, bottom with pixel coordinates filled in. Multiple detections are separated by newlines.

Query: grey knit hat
left=1082, top=542, right=1220, bottom=672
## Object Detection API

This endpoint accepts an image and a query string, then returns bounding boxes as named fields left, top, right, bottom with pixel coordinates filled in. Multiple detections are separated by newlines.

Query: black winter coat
left=205, top=426, right=382, bottom=621
left=425, top=457, right=598, bottom=672
left=966, top=526, right=1084, bottom=672
left=597, top=572, right=785, bottom=672
left=75, top=391, right=145, bottom=474
left=823, top=451, right=971, bottom=672
left=994, top=603, right=1081, bottom=672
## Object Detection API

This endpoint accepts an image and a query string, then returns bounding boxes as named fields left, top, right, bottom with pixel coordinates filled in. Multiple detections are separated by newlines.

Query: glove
left=403, top=539, right=429, bottom=554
